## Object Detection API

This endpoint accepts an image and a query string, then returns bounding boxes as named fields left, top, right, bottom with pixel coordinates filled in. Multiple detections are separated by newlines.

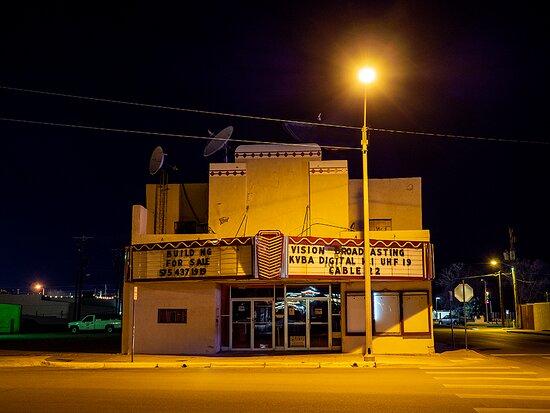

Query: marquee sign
left=130, top=237, right=253, bottom=280
left=286, top=236, right=432, bottom=280
left=128, top=234, right=433, bottom=281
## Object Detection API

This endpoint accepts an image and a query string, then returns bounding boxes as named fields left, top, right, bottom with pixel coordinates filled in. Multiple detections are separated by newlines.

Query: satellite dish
left=204, top=126, right=233, bottom=161
left=149, top=146, right=165, bottom=175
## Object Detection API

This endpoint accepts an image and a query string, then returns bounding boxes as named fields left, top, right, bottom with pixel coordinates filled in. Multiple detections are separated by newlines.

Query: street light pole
left=358, top=66, right=376, bottom=359
left=435, top=297, right=440, bottom=321
left=490, top=259, right=520, bottom=328
left=498, top=271, right=505, bottom=327
left=361, top=82, right=373, bottom=358
left=511, top=265, right=520, bottom=328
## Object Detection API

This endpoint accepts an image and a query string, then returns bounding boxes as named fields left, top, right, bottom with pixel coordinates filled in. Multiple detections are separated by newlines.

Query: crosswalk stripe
left=457, top=393, right=550, bottom=401
left=435, top=377, right=550, bottom=381
left=474, top=409, right=550, bottom=413
left=445, top=383, right=550, bottom=390
left=425, top=371, right=536, bottom=375
left=421, top=366, right=520, bottom=370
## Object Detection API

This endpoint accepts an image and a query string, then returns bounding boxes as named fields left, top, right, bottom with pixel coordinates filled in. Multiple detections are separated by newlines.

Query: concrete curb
left=41, top=360, right=375, bottom=369
left=1, top=359, right=375, bottom=369
left=505, top=329, right=550, bottom=336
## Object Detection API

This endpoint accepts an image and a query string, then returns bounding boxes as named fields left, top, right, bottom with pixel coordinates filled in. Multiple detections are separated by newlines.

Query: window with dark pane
left=158, top=309, right=187, bottom=324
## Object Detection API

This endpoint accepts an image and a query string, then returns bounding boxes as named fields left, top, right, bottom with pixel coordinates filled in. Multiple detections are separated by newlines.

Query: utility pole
left=73, top=235, right=93, bottom=321
left=511, top=265, right=520, bottom=328
left=498, top=271, right=505, bottom=327
left=111, top=248, right=125, bottom=315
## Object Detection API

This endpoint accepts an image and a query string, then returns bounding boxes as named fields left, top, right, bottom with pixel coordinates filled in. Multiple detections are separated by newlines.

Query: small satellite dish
left=149, top=146, right=165, bottom=175
left=204, top=126, right=233, bottom=161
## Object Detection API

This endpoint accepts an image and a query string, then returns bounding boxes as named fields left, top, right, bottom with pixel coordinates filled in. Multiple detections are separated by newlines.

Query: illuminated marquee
left=131, top=237, right=253, bottom=280
left=287, top=236, right=432, bottom=279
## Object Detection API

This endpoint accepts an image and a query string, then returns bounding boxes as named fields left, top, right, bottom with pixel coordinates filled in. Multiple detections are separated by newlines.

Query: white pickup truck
left=68, top=314, right=121, bottom=334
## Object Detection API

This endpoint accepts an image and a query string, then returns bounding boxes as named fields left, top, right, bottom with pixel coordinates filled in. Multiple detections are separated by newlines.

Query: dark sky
left=1, top=2, right=548, bottom=291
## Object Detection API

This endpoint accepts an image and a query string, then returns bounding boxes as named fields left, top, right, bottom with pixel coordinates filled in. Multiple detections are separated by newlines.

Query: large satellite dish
left=149, top=146, right=165, bottom=175
left=204, top=126, right=233, bottom=161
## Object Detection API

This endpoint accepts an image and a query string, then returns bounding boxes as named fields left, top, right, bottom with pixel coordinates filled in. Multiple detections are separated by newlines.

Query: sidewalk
left=0, top=349, right=490, bottom=370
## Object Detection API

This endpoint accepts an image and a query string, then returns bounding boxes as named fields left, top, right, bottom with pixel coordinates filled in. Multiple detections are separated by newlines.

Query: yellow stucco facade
left=123, top=143, right=434, bottom=355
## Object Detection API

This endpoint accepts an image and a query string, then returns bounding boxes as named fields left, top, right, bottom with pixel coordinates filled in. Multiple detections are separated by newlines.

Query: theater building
left=122, top=143, right=435, bottom=355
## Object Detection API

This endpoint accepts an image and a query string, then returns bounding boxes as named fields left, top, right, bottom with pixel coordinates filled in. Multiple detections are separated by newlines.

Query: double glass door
left=231, top=299, right=273, bottom=349
left=229, top=285, right=336, bottom=351
left=287, top=299, right=329, bottom=349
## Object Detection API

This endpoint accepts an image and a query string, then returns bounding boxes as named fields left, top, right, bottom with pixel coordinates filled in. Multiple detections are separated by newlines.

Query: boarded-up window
left=158, top=309, right=187, bottom=324
left=402, top=292, right=430, bottom=334
left=373, top=292, right=401, bottom=335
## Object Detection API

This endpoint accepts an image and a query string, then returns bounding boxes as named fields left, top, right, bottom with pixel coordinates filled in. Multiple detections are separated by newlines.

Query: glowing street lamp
left=33, top=282, right=45, bottom=295
left=435, top=296, right=441, bottom=321
left=358, top=66, right=376, bottom=360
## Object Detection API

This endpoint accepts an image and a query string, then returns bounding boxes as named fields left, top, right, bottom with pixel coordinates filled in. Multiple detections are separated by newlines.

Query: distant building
left=0, top=294, right=71, bottom=319
left=0, top=303, right=21, bottom=334
left=0, top=293, right=118, bottom=322
left=123, top=144, right=434, bottom=355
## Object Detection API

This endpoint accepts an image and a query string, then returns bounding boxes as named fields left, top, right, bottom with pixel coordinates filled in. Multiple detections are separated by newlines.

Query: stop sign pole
left=454, top=280, right=474, bottom=350
left=462, top=280, right=468, bottom=349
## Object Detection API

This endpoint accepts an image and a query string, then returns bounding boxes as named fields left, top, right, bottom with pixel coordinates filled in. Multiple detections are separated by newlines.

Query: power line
left=0, top=116, right=360, bottom=150
left=0, top=85, right=356, bottom=130
left=370, top=127, right=549, bottom=146
left=1, top=84, right=549, bottom=146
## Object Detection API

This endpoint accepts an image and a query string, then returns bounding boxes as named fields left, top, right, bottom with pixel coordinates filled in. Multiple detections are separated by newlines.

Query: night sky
left=1, top=2, right=548, bottom=292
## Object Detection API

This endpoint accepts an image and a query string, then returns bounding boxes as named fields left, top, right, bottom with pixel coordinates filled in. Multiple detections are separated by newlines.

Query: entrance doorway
left=229, top=284, right=339, bottom=351
left=231, top=299, right=273, bottom=349
left=287, top=298, right=329, bottom=349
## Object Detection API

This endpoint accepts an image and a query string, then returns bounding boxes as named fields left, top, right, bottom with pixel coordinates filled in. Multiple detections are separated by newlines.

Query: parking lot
left=0, top=331, right=121, bottom=353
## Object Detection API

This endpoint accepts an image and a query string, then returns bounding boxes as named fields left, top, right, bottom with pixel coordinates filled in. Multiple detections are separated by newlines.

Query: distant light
left=435, top=297, right=441, bottom=300
left=358, top=67, right=377, bottom=84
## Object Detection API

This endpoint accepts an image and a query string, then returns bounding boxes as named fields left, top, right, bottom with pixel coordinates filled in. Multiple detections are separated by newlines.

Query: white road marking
left=435, top=377, right=550, bottom=381
left=421, top=366, right=520, bottom=369
left=445, top=383, right=550, bottom=390
left=494, top=353, right=550, bottom=357
left=474, top=409, right=550, bottom=413
left=458, top=394, right=550, bottom=400
left=425, top=371, right=536, bottom=375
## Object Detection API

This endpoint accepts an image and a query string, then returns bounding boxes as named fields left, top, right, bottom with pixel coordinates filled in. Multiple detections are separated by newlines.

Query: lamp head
left=489, top=259, right=499, bottom=267
left=358, top=67, right=377, bottom=84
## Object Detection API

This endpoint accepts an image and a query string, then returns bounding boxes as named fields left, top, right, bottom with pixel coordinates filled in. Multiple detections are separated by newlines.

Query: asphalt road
left=2, top=365, right=550, bottom=413
left=435, top=327, right=550, bottom=371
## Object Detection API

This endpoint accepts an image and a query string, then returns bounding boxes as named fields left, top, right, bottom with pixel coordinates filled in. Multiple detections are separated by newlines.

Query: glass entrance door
left=231, top=300, right=251, bottom=349
left=287, top=300, right=307, bottom=349
left=231, top=299, right=273, bottom=350
left=253, top=300, right=273, bottom=349
left=285, top=298, right=329, bottom=350
left=309, top=300, right=329, bottom=348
